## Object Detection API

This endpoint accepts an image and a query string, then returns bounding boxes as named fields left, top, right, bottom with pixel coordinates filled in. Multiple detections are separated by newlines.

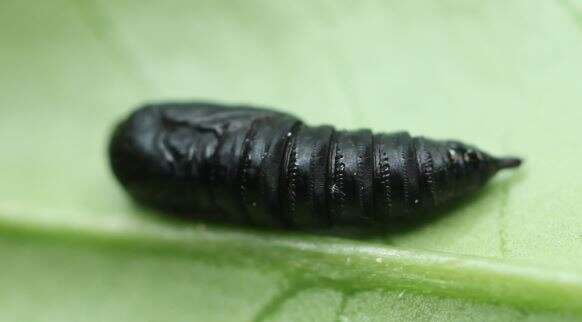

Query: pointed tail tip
left=496, top=157, right=523, bottom=170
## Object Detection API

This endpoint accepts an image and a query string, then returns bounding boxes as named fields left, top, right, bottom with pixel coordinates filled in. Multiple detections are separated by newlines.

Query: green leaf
left=1, top=0, right=582, bottom=321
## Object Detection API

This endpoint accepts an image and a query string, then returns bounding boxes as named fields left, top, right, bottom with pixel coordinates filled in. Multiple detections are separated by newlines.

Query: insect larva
left=109, top=102, right=522, bottom=228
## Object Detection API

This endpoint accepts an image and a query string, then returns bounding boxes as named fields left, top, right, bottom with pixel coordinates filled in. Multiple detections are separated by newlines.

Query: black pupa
left=109, top=102, right=521, bottom=228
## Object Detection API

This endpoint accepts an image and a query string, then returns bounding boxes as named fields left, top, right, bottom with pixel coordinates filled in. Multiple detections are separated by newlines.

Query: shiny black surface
left=109, top=102, right=521, bottom=228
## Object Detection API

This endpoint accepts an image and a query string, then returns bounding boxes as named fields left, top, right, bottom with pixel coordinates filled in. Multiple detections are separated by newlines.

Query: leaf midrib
left=0, top=208, right=580, bottom=316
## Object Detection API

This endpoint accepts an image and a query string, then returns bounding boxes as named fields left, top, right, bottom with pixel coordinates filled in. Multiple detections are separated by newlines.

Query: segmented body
left=109, top=102, right=520, bottom=228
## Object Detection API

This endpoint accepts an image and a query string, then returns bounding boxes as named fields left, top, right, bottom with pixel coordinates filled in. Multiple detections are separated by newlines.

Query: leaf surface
left=1, top=0, right=581, bottom=320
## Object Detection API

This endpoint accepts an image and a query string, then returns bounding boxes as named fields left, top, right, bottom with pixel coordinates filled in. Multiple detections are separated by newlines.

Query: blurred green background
left=1, top=0, right=582, bottom=321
